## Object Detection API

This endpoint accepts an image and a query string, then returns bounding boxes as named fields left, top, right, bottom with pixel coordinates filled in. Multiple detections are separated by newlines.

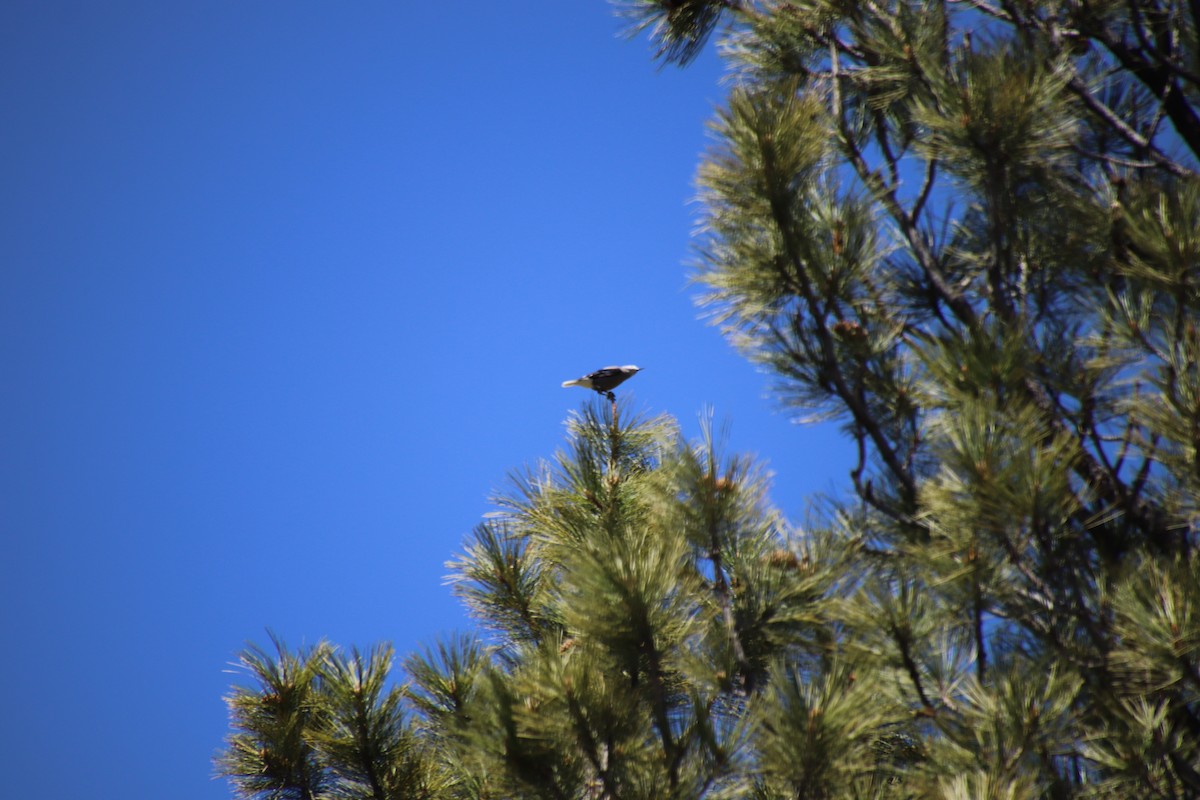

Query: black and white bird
left=561, top=365, right=641, bottom=400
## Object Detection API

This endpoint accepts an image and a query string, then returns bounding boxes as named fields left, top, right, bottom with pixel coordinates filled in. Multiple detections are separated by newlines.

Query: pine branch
left=639, top=629, right=682, bottom=789
left=1067, top=74, right=1196, bottom=178
left=892, top=621, right=936, bottom=714
left=972, top=572, right=988, bottom=682
left=563, top=686, right=622, bottom=800
left=828, top=43, right=982, bottom=334
left=694, top=427, right=755, bottom=692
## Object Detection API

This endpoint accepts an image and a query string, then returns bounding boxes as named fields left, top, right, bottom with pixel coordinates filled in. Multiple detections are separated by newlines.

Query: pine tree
left=220, top=2, right=1199, bottom=798
left=429, top=402, right=899, bottom=800
left=621, top=0, right=1199, bottom=795
left=219, top=634, right=445, bottom=799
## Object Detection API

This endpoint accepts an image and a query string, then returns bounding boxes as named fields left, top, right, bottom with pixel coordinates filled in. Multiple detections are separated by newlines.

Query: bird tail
left=562, top=379, right=586, bottom=388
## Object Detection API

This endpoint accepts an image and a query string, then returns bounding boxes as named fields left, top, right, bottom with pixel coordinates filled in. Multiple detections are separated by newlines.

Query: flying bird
left=562, top=365, right=641, bottom=400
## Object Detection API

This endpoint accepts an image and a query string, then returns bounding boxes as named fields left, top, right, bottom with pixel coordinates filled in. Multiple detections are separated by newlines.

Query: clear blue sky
left=1, top=3, right=852, bottom=797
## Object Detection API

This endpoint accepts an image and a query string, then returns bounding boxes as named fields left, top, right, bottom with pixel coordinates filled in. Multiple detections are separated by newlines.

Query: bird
left=561, top=365, right=641, bottom=401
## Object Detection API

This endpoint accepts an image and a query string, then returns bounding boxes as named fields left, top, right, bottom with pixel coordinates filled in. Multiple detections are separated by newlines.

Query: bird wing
left=588, top=368, right=633, bottom=392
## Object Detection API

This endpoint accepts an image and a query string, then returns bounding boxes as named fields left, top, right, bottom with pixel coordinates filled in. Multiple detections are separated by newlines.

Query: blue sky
left=1, top=3, right=852, bottom=797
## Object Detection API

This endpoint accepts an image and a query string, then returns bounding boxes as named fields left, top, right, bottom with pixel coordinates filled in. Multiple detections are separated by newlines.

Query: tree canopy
left=219, top=2, right=1199, bottom=798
